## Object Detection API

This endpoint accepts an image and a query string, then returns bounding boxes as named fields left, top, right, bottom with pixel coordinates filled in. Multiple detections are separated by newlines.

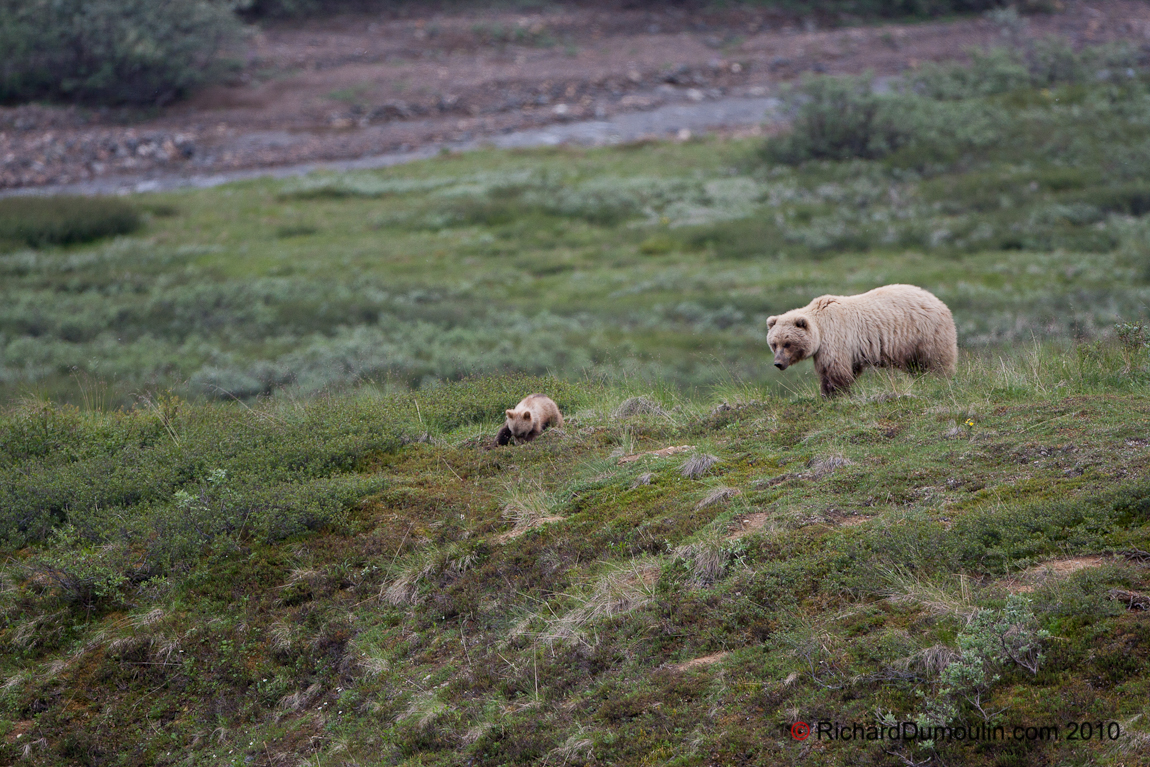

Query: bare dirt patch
left=1001, top=555, right=1113, bottom=593
left=834, top=515, right=874, bottom=527
left=671, top=651, right=729, bottom=671
left=5, top=1, right=1150, bottom=191
left=728, top=511, right=772, bottom=540
left=617, top=445, right=694, bottom=465
left=497, top=516, right=565, bottom=542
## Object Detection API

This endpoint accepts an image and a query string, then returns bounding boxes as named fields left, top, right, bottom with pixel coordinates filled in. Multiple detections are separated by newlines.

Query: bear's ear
left=794, top=317, right=808, bottom=330
left=506, top=409, right=515, bottom=418
left=766, top=316, right=777, bottom=328
left=523, top=412, right=532, bottom=420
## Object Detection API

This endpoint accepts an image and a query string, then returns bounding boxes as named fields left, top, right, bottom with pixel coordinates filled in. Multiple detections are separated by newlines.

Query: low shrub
left=805, top=0, right=1056, bottom=17
left=236, top=0, right=1043, bottom=21
left=235, top=0, right=378, bottom=19
left=764, top=74, right=912, bottom=164
left=0, top=0, right=243, bottom=106
left=765, top=41, right=1148, bottom=167
left=0, top=195, right=141, bottom=249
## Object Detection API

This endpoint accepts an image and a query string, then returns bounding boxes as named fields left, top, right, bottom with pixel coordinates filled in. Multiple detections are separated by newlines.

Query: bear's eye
left=784, top=343, right=791, bottom=349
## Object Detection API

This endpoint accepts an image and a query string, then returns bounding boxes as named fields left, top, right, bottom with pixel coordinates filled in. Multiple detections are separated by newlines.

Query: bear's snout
left=774, top=361, right=787, bottom=370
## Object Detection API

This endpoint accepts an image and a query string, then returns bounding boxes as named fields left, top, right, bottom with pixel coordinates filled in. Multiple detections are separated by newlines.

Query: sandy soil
left=4, top=0, right=1150, bottom=191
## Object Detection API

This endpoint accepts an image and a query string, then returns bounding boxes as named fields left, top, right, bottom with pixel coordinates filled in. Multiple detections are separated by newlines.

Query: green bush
left=234, top=1, right=1038, bottom=21
left=765, top=42, right=1147, bottom=167
left=911, top=39, right=1141, bottom=100
left=0, top=0, right=243, bottom=106
left=0, top=195, right=141, bottom=250
left=765, top=74, right=912, bottom=163
left=809, top=0, right=1053, bottom=16
left=235, top=0, right=383, bottom=18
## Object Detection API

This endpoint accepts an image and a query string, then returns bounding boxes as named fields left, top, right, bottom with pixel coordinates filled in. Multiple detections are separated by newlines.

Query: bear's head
left=766, top=311, right=819, bottom=370
left=505, top=408, right=535, bottom=437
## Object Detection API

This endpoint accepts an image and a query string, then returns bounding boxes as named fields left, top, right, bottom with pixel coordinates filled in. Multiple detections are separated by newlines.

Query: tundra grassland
left=4, top=45, right=1150, bottom=406
left=2, top=44, right=1150, bottom=767
left=1, top=358, right=1149, bottom=767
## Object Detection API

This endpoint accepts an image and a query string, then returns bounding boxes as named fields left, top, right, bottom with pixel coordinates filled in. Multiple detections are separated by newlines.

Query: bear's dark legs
left=816, top=359, right=855, bottom=398
left=820, top=378, right=853, bottom=398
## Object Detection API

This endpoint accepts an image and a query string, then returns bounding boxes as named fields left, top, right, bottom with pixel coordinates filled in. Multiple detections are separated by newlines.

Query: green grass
left=2, top=50, right=1150, bottom=764
left=2, top=43, right=1150, bottom=405
left=1, top=348, right=1148, bottom=766
left=3, top=116, right=1150, bottom=404
left=0, top=195, right=140, bottom=250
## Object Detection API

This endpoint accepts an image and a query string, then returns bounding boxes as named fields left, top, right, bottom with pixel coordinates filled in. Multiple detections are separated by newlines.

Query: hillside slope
left=2, top=349, right=1149, bottom=766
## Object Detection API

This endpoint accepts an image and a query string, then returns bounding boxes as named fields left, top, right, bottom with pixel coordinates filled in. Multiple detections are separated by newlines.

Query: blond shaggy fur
left=497, top=394, right=564, bottom=445
left=767, top=284, right=957, bottom=398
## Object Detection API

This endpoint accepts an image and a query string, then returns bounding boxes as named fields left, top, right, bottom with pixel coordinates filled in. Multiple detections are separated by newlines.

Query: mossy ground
left=1, top=347, right=1149, bottom=766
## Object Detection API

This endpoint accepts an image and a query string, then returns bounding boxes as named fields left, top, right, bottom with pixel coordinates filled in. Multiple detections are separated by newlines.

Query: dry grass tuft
left=674, top=526, right=742, bottom=587
left=463, top=722, right=494, bottom=745
left=681, top=453, right=720, bottom=479
left=399, top=694, right=448, bottom=732
left=695, top=486, right=740, bottom=510
left=131, top=607, right=166, bottom=629
left=891, top=643, right=962, bottom=678
left=500, top=480, right=563, bottom=539
left=883, top=568, right=978, bottom=621
left=613, top=396, right=669, bottom=419
left=357, top=653, right=390, bottom=676
left=277, top=683, right=323, bottom=719
left=382, top=542, right=479, bottom=605
left=543, top=727, right=595, bottom=766
left=269, top=619, right=295, bottom=654
left=808, top=455, right=854, bottom=477
left=541, top=560, right=659, bottom=647
left=1104, top=724, right=1150, bottom=759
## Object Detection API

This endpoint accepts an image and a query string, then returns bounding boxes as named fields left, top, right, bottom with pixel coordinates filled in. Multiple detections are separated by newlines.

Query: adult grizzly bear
left=767, top=284, right=957, bottom=398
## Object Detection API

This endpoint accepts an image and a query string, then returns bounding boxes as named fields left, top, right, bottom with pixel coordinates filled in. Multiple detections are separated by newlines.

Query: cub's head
left=505, top=408, right=535, bottom=436
left=766, top=312, right=819, bottom=370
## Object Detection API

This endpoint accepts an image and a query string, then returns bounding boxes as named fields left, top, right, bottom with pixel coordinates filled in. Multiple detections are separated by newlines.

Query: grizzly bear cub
left=496, top=394, right=565, bottom=445
left=767, top=284, right=957, bottom=398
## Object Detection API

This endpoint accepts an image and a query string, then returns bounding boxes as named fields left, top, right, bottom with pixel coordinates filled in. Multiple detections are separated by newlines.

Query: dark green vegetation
left=755, top=0, right=1053, bottom=20
left=0, top=196, right=141, bottom=250
left=766, top=41, right=1147, bottom=166
left=2, top=343, right=1149, bottom=766
left=0, top=0, right=243, bottom=106
left=4, top=43, right=1150, bottom=404
left=238, top=0, right=1041, bottom=21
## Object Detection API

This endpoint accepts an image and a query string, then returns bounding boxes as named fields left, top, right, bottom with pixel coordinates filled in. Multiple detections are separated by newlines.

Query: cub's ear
left=794, top=317, right=808, bottom=330
left=766, top=316, right=777, bottom=328
left=506, top=409, right=515, bottom=418
left=523, top=412, right=532, bottom=420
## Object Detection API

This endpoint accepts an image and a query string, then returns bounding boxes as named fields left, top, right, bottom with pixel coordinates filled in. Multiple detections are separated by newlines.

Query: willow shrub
left=0, top=0, right=243, bottom=106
